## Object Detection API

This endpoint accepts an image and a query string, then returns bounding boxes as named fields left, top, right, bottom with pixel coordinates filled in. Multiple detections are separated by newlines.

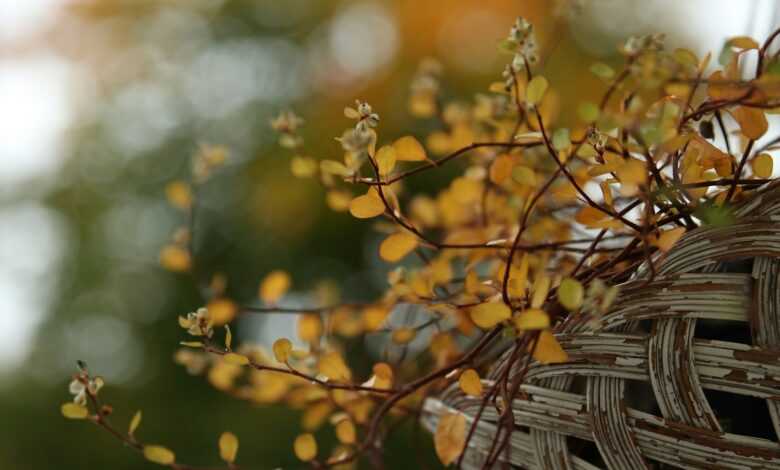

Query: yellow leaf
left=259, top=270, right=291, bottom=303
left=511, top=166, right=537, bottom=186
left=533, top=330, right=568, bottom=364
left=434, top=412, right=466, bottom=466
left=61, top=403, right=89, bottom=420
left=470, top=302, right=511, bottom=329
left=129, top=410, right=142, bottom=435
left=526, top=76, right=548, bottom=106
left=530, top=275, right=551, bottom=309
left=319, top=351, right=352, bottom=381
left=362, top=306, right=389, bottom=332
left=349, top=193, right=385, bottom=219
left=273, top=338, right=293, bottom=363
left=298, top=314, right=323, bottom=343
left=320, top=160, right=353, bottom=177
left=376, top=145, right=397, bottom=176
left=372, top=362, right=394, bottom=389
left=458, top=369, right=483, bottom=397
left=489, top=154, right=514, bottom=184
left=410, top=195, right=439, bottom=227
left=218, top=432, right=239, bottom=463
left=206, top=298, right=237, bottom=326
left=392, top=136, right=427, bottom=161
left=558, top=278, right=584, bottom=311
left=615, top=159, right=646, bottom=186
left=159, top=245, right=191, bottom=272
left=731, top=106, right=768, bottom=140
left=326, top=190, right=352, bottom=212
left=507, top=254, right=529, bottom=299
left=752, top=153, right=774, bottom=178
left=335, top=419, right=356, bottom=444
left=379, top=232, right=418, bottom=262
left=653, top=227, right=686, bottom=252
left=409, top=92, right=437, bottom=117
left=450, top=177, right=483, bottom=203
left=728, top=36, right=759, bottom=50
left=290, top=156, right=317, bottom=178
left=513, top=308, right=550, bottom=331
left=391, top=327, right=416, bottom=344
left=294, top=433, right=318, bottom=461
left=575, top=206, right=608, bottom=227
left=223, top=353, right=249, bottom=365
left=143, top=445, right=175, bottom=466
left=302, top=401, right=332, bottom=431
left=165, top=181, right=192, bottom=210
left=224, top=325, right=232, bottom=350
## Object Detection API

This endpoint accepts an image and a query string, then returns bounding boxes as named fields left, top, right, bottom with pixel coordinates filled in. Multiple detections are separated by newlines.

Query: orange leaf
left=575, top=206, right=608, bottom=227
left=653, top=227, right=686, bottom=252
left=731, top=106, right=768, bottom=140
left=434, top=412, right=466, bottom=466
left=458, top=369, right=483, bottom=397
left=752, top=153, right=774, bottom=178
left=532, top=330, right=568, bottom=364
left=379, top=232, right=418, bottom=262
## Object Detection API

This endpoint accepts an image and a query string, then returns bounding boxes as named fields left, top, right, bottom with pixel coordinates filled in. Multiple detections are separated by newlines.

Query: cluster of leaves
left=63, top=17, right=780, bottom=469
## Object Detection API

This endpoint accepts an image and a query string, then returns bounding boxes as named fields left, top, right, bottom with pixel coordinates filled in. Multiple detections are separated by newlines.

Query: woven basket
left=422, top=181, right=780, bottom=469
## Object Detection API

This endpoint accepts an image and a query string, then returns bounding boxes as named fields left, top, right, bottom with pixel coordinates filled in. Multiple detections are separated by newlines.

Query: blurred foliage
left=0, top=0, right=752, bottom=469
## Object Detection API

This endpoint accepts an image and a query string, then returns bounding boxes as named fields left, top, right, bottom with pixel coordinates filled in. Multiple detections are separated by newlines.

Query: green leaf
left=552, top=128, right=571, bottom=151
left=590, top=62, right=615, bottom=80
left=525, top=76, right=548, bottom=106
left=578, top=102, right=599, bottom=123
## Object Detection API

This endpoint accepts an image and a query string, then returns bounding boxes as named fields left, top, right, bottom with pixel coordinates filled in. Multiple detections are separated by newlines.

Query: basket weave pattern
left=422, top=183, right=780, bottom=469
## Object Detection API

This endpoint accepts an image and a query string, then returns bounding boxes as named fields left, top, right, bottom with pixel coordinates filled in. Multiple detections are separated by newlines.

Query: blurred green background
left=0, top=0, right=771, bottom=468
